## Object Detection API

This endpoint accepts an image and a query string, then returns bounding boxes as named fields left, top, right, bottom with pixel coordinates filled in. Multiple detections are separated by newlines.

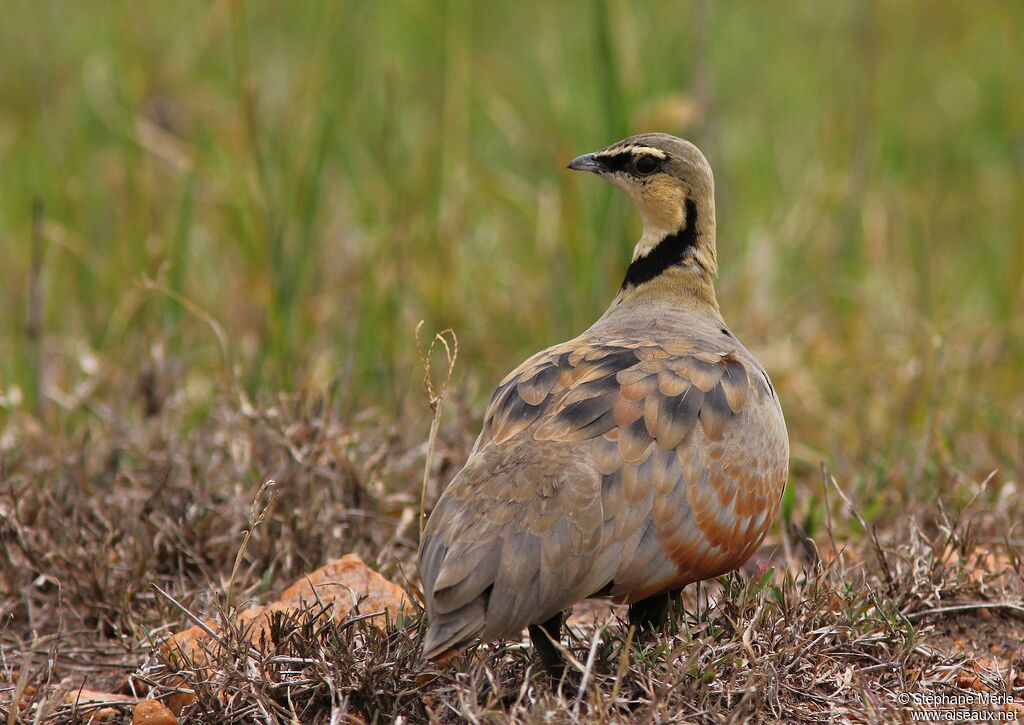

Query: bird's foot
left=528, top=611, right=566, bottom=682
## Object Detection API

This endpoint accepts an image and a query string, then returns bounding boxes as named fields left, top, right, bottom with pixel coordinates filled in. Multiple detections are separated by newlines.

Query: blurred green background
left=1, top=1, right=1021, bottom=498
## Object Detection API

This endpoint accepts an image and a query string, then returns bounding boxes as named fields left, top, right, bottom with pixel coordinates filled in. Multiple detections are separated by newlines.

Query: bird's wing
left=477, top=337, right=750, bottom=450
left=419, top=438, right=607, bottom=659
left=420, top=335, right=786, bottom=658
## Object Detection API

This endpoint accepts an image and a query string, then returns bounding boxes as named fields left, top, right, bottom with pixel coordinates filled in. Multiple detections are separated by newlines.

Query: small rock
left=163, top=555, right=411, bottom=665
left=164, top=686, right=197, bottom=717
left=277, top=553, right=411, bottom=624
left=163, top=619, right=220, bottom=664
left=160, top=555, right=412, bottom=703
left=64, top=689, right=136, bottom=722
left=132, top=699, right=178, bottom=725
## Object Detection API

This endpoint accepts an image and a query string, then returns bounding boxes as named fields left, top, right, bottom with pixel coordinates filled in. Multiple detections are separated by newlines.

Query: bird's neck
left=606, top=197, right=721, bottom=318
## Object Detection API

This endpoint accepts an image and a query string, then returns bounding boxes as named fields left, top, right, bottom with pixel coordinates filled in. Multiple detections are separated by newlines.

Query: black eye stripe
left=596, top=152, right=633, bottom=173
left=595, top=151, right=662, bottom=176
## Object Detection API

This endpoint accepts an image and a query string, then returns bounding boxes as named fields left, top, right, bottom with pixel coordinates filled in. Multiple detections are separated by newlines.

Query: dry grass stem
left=226, top=478, right=280, bottom=607
left=415, top=321, right=459, bottom=541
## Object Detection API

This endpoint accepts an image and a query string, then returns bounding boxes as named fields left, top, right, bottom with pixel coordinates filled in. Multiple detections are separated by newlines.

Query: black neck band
left=620, top=198, right=699, bottom=289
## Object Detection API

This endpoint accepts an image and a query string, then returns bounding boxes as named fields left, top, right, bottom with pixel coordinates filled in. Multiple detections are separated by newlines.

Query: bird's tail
left=421, top=597, right=486, bottom=662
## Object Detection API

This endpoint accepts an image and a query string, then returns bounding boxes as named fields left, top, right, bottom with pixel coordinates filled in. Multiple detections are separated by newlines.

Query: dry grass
left=1, top=358, right=1021, bottom=722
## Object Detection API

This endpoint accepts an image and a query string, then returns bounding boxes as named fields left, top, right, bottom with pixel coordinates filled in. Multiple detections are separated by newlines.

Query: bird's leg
left=528, top=611, right=565, bottom=680
left=628, top=589, right=682, bottom=633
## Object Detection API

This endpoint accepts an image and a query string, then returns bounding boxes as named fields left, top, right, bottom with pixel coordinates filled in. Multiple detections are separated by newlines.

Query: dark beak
left=567, top=153, right=605, bottom=174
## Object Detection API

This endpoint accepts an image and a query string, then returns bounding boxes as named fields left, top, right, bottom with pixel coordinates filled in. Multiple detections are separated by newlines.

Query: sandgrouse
left=418, top=133, right=789, bottom=674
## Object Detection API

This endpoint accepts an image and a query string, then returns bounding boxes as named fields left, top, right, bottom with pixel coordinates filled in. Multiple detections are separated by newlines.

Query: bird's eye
left=634, top=155, right=660, bottom=176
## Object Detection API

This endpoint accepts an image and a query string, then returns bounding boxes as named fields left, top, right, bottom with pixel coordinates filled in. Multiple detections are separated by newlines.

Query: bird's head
left=568, top=133, right=719, bottom=308
left=567, top=133, right=714, bottom=239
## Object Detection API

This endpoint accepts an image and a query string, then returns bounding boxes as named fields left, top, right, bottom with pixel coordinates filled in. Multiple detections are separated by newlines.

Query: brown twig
left=905, top=600, right=1024, bottom=622
left=151, top=584, right=227, bottom=646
